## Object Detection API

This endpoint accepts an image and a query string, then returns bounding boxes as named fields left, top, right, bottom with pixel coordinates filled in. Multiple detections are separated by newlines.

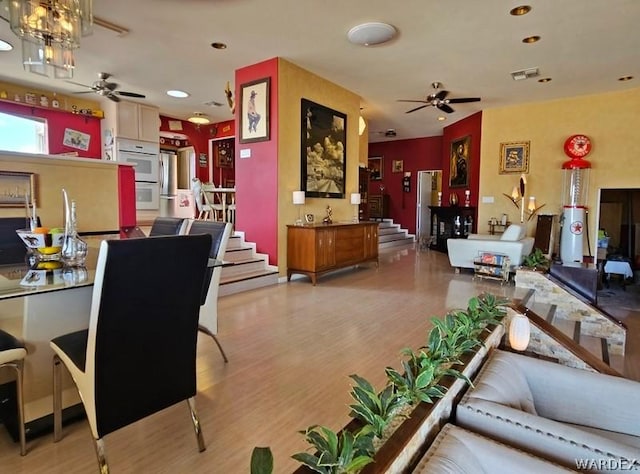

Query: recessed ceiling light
left=188, top=113, right=210, bottom=125
left=437, top=116, right=446, bottom=121
left=211, top=42, right=227, bottom=50
left=510, top=5, right=532, bottom=16
left=0, top=39, right=13, bottom=51
left=538, top=77, right=552, bottom=83
left=167, top=90, right=190, bottom=98
left=618, top=75, right=634, bottom=82
left=347, top=22, right=396, bottom=46
left=522, top=35, right=541, bottom=44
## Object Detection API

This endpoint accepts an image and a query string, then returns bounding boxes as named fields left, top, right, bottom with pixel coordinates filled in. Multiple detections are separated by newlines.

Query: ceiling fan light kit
left=188, top=113, right=210, bottom=125
left=347, top=22, right=396, bottom=46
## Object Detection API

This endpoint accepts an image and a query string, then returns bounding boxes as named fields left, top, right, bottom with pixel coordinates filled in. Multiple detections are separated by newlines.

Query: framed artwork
left=215, top=138, right=234, bottom=168
left=368, top=156, right=383, bottom=180
left=499, top=141, right=530, bottom=174
left=449, top=135, right=470, bottom=188
left=0, top=171, right=36, bottom=207
left=301, top=98, right=347, bottom=198
left=392, top=159, right=403, bottom=173
left=239, top=77, right=270, bottom=144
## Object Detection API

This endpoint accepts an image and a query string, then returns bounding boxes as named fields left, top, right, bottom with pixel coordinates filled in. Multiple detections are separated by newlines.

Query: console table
left=287, top=222, right=379, bottom=284
left=429, top=206, right=476, bottom=253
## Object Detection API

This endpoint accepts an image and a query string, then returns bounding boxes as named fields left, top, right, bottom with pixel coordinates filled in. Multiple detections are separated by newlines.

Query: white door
left=416, top=170, right=442, bottom=248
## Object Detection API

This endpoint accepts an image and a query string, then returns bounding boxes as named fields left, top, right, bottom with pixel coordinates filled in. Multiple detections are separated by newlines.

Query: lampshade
left=358, top=116, right=366, bottom=136
left=188, top=113, right=210, bottom=124
left=292, top=191, right=305, bottom=205
left=528, top=196, right=537, bottom=212
left=511, top=186, right=519, bottom=200
left=509, top=313, right=531, bottom=351
left=350, top=193, right=361, bottom=205
left=8, top=0, right=93, bottom=78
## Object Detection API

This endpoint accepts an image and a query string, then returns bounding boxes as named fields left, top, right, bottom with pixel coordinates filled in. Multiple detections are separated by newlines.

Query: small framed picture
left=368, top=156, right=383, bottom=180
left=239, top=77, right=270, bottom=144
left=499, top=141, right=530, bottom=174
left=304, top=213, right=315, bottom=224
left=392, top=159, right=403, bottom=173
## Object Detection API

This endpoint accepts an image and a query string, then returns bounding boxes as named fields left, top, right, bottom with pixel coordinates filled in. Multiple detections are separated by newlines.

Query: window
left=0, top=112, right=48, bottom=154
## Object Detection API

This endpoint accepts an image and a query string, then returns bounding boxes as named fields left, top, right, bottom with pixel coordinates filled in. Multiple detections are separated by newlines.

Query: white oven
left=135, top=182, right=160, bottom=210
left=116, top=138, right=160, bottom=183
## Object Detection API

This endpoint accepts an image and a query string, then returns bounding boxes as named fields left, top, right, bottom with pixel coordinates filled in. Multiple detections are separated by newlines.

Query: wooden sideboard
left=287, top=222, right=379, bottom=284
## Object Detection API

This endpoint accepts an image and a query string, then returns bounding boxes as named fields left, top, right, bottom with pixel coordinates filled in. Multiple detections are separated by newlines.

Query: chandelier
left=8, top=0, right=93, bottom=79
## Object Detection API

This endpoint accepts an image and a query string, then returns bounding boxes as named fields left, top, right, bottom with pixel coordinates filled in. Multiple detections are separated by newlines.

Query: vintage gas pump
left=560, top=135, right=592, bottom=265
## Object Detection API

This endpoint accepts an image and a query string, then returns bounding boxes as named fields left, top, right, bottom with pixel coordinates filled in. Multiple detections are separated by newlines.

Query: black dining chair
left=187, top=220, right=232, bottom=362
left=0, top=329, right=27, bottom=455
left=50, top=234, right=212, bottom=473
left=148, top=216, right=187, bottom=236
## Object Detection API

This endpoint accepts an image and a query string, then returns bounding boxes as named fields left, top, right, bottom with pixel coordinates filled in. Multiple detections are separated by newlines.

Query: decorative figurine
left=322, top=205, right=333, bottom=224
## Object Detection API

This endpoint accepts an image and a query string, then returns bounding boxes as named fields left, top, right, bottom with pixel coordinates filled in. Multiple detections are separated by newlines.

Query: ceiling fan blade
left=406, top=104, right=429, bottom=114
left=437, top=103, right=455, bottom=114
left=116, top=91, right=146, bottom=98
left=397, top=99, right=429, bottom=104
left=103, top=82, right=118, bottom=91
left=107, top=93, right=121, bottom=102
left=66, top=80, right=92, bottom=89
left=448, top=97, right=481, bottom=104
left=435, top=90, right=449, bottom=101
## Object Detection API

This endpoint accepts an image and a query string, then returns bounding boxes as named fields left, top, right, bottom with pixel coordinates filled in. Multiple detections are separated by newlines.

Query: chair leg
left=12, top=360, right=26, bottom=455
left=52, top=355, right=63, bottom=442
left=186, top=397, right=206, bottom=452
left=93, top=438, right=109, bottom=474
left=198, top=325, right=229, bottom=363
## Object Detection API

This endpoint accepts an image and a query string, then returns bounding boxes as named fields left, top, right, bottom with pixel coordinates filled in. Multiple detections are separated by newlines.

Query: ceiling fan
left=69, top=72, right=146, bottom=102
left=398, top=82, right=480, bottom=114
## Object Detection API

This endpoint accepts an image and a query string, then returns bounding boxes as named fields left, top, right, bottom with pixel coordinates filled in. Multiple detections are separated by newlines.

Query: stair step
left=379, top=225, right=401, bottom=235
left=219, top=269, right=279, bottom=297
left=222, top=258, right=268, bottom=278
left=379, top=237, right=415, bottom=249
left=226, top=235, right=246, bottom=250
left=379, top=232, right=408, bottom=243
left=223, top=247, right=254, bottom=262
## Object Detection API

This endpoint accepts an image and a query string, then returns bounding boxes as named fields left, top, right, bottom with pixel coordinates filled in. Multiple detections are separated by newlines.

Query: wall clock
left=563, top=134, right=592, bottom=158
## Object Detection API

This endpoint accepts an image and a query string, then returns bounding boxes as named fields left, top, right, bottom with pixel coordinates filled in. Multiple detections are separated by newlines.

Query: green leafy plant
left=250, top=447, right=273, bottom=474
left=291, top=424, right=375, bottom=474
left=385, top=348, right=450, bottom=405
left=347, top=374, right=406, bottom=438
left=522, top=248, right=550, bottom=272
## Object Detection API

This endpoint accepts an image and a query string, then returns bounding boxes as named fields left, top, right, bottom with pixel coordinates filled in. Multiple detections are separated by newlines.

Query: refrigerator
left=160, top=151, right=196, bottom=218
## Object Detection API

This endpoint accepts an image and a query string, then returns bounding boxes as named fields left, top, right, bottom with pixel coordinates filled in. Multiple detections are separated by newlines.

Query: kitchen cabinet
left=105, top=100, right=159, bottom=142
left=287, top=222, right=379, bottom=284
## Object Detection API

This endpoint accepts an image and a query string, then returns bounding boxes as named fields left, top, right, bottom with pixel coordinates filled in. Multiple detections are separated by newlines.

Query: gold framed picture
left=392, top=159, right=403, bottom=173
left=499, top=141, right=530, bottom=174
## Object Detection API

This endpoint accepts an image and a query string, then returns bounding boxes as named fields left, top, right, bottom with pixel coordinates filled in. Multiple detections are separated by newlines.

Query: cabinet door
left=138, top=104, right=160, bottom=142
left=116, top=101, right=139, bottom=140
left=316, top=228, right=336, bottom=269
left=364, top=224, right=378, bottom=258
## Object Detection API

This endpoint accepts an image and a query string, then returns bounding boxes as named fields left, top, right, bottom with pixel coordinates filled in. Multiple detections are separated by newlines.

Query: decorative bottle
left=61, top=189, right=88, bottom=266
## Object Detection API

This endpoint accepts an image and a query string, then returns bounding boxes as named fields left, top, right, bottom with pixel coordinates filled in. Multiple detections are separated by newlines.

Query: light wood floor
left=2, top=246, right=638, bottom=473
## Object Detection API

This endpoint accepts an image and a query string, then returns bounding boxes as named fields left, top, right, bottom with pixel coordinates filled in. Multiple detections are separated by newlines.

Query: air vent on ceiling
left=204, top=100, right=223, bottom=107
left=511, top=67, right=540, bottom=81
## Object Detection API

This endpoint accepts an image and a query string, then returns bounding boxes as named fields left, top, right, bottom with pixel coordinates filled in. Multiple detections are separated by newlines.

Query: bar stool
left=0, top=329, right=27, bottom=455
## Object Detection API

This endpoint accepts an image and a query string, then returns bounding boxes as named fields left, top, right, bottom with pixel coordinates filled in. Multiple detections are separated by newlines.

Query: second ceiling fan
left=398, top=82, right=480, bottom=114
left=69, top=72, right=146, bottom=102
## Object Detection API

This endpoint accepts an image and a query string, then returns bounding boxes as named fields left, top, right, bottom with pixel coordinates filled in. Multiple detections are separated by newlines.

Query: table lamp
left=293, top=191, right=305, bottom=225
left=350, top=193, right=361, bottom=222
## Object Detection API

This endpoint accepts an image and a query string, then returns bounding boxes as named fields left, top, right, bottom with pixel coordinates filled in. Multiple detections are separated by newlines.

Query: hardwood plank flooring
left=1, top=246, right=638, bottom=473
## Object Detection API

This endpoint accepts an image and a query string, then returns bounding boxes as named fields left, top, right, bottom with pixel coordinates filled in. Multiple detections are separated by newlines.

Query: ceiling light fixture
left=538, top=77, right=552, bottom=83
left=510, top=5, right=532, bottom=16
left=211, top=42, right=227, bottom=50
left=437, top=116, right=446, bottom=121
left=618, top=75, right=634, bottom=82
left=188, top=113, right=210, bottom=125
left=0, top=39, right=13, bottom=51
left=7, top=0, right=93, bottom=79
left=167, top=90, right=190, bottom=98
left=522, top=35, right=541, bottom=44
left=347, top=22, right=396, bottom=46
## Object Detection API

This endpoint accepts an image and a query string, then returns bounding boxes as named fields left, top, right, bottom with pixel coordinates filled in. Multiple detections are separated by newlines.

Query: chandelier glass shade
left=8, top=0, right=93, bottom=78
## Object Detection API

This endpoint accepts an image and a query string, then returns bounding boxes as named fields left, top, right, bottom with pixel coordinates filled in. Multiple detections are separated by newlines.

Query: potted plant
left=522, top=248, right=551, bottom=272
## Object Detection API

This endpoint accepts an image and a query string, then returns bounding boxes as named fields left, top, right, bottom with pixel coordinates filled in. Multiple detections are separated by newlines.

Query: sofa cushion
left=500, top=224, right=525, bottom=241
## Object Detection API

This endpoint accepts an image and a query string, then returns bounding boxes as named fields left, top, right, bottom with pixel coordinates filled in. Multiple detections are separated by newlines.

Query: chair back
left=187, top=221, right=232, bottom=333
left=149, top=217, right=187, bottom=236
left=86, top=235, right=211, bottom=437
left=0, top=216, right=41, bottom=264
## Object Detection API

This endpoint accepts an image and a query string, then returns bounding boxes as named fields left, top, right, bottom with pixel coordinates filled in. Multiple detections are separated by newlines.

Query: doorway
left=597, top=188, right=640, bottom=264
left=177, top=146, right=195, bottom=189
left=416, top=170, right=442, bottom=248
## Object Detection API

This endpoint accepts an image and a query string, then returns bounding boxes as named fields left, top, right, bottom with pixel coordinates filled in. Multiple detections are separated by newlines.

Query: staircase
left=376, top=219, right=415, bottom=249
left=219, top=231, right=279, bottom=297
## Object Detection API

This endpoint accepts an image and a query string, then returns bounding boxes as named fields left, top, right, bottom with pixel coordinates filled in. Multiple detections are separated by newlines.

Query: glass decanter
left=61, top=189, right=88, bottom=266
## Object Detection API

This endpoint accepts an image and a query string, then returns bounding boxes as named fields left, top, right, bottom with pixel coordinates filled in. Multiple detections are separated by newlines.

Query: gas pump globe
left=560, top=135, right=592, bottom=264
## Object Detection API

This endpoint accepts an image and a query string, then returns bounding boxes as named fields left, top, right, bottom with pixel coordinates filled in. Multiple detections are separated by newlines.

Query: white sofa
left=414, top=424, right=576, bottom=473
left=447, top=223, right=534, bottom=271
left=455, top=350, right=640, bottom=472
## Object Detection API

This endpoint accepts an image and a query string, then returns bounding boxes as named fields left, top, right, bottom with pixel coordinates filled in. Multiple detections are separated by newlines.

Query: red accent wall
left=442, top=112, right=482, bottom=213
left=117, top=165, right=136, bottom=227
left=368, top=136, right=442, bottom=234
left=0, top=101, right=102, bottom=158
left=235, top=58, right=279, bottom=265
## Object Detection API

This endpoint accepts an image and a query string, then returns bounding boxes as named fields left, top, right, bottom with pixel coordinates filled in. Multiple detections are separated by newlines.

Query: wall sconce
left=509, top=311, right=531, bottom=351
left=292, top=191, right=305, bottom=226
left=502, top=174, right=545, bottom=222
left=526, top=196, right=545, bottom=221
left=350, top=193, right=361, bottom=222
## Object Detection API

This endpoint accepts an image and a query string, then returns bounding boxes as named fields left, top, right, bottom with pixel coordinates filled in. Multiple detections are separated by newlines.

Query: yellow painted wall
left=0, top=80, right=102, bottom=115
left=0, top=152, right=120, bottom=231
left=479, top=86, right=640, bottom=254
left=277, top=58, right=362, bottom=273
